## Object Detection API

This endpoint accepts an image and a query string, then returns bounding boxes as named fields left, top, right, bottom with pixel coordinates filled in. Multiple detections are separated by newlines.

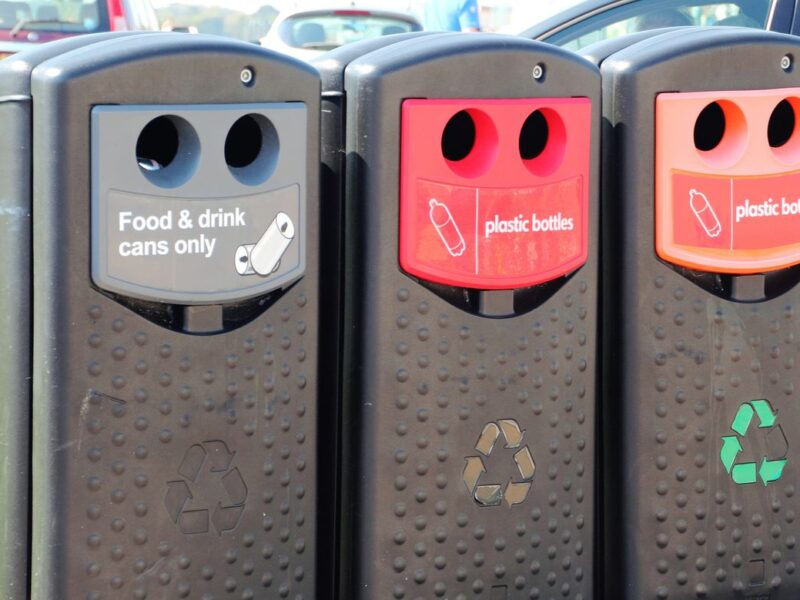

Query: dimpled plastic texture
left=368, top=276, right=596, bottom=600
left=71, top=290, right=315, bottom=599
left=340, top=34, right=599, bottom=599
left=626, top=263, right=800, bottom=600
left=595, top=27, right=800, bottom=600
left=0, top=33, right=156, bottom=599
left=28, top=35, right=321, bottom=599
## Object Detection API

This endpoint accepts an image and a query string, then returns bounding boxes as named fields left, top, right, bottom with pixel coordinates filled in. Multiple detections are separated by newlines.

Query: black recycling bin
left=595, top=27, right=800, bottom=600
left=337, top=33, right=600, bottom=600
left=312, top=31, right=450, bottom=596
left=0, top=33, right=325, bottom=599
left=0, top=32, right=157, bottom=600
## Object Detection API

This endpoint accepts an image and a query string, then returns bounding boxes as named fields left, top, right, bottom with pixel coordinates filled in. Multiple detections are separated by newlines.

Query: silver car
left=260, top=6, right=422, bottom=61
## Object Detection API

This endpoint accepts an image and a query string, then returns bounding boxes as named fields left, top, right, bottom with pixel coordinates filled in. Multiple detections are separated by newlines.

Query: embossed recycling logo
left=463, top=419, right=536, bottom=507
left=165, top=441, right=248, bottom=535
left=720, top=399, right=788, bottom=487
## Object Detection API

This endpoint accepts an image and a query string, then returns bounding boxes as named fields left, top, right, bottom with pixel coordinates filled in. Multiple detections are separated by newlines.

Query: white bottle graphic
left=235, top=212, right=295, bottom=276
left=689, top=189, right=721, bottom=238
left=429, top=198, right=466, bottom=257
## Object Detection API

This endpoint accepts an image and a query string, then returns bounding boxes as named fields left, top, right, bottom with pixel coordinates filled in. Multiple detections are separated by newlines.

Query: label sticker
left=399, top=97, right=591, bottom=290
left=96, top=185, right=301, bottom=302
left=661, top=170, right=800, bottom=272
left=401, top=177, right=585, bottom=289
left=91, top=103, right=307, bottom=304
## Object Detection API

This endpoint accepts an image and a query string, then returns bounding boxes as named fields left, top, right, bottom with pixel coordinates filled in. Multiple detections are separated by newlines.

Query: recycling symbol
left=720, top=399, right=788, bottom=487
left=462, top=419, right=536, bottom=507
left=165, top=441, right=248, bottom=535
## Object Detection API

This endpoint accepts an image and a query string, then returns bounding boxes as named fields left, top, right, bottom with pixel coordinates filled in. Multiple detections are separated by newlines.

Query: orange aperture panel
left=656, top=88, right=800, bottom=273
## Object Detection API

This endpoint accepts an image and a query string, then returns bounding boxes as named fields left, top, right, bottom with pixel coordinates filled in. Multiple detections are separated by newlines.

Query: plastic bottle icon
left=429, top=198, right=466, bottom=257
left=235, top=212, right=295, bottom=276
left=689, top=189, right=721, bottom=238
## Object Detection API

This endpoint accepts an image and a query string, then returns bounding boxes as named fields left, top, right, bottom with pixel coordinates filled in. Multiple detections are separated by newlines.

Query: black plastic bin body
left=313, top=31, right=451, bottom=597
left=596, top=27, right=800, bottom=600
left=9, top=34, right=324, bottom=599
left=0, top=32, right=159, bottom=600
left=338, top=33, right=600, bottom=600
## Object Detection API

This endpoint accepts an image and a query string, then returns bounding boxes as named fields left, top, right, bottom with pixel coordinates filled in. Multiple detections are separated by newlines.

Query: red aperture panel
left=399, top=98, right=591, bottom=290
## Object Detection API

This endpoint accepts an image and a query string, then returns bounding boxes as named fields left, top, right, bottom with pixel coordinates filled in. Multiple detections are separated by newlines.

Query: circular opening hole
left=137, top=116, right=178, bottom=168
left=225, top=115, right=263, bottom=168
left=691, top=100, right=747, bottom=168
left=769, top=99, right=795, bottom=148
left=440, top=109, right=498, bottom=178
left=519, top=108, right=566, bottom=177
left=441, top=110, right=476, bottom=162
left=225, top=113, right=279, bottom=186
left=694, top=102, right=726, bottom=151
left=768, top=97, right=800, bottom=164
left=519, top=110, right=549, bottom=160
left=136, top=115, right=200, bottom=188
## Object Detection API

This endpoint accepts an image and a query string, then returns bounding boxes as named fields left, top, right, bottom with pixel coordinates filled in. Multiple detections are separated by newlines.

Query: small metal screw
left=781, top=54, right=793, bottom=72
left=532, top=63, right=545, bottom=82
left=240, top=67, right=255, bottom=85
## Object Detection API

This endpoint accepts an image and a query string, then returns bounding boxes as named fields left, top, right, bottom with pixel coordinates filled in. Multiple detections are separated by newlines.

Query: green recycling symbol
left=720, top=399, right=787, bottom=486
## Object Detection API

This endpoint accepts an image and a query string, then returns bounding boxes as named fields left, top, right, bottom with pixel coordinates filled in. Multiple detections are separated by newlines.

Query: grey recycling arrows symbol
left=165, top=440, right=248, bottom=535
left=463, top=419, right=536, bottom=508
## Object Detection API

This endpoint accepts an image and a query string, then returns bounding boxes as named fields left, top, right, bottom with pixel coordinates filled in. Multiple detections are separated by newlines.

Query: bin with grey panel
left=25, top=34, right=322, bottom=600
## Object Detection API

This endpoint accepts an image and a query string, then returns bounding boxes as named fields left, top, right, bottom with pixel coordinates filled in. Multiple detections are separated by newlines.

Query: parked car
left=0, top=0, right=159, bottom=58
left=260, top=7, right=423, bottom=61
left=516, top=0, right=795, bottom=51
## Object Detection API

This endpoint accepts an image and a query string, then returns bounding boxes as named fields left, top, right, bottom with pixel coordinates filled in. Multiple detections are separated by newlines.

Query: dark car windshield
left=278, top=11, right=420, bottom=50
left=0, top=0, right=107, bottom=33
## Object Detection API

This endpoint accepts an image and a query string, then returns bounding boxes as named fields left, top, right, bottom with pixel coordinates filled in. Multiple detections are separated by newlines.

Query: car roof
left=517, top=0, right=772, bottom=40
left=517, top=0, right=621, bottom=39
left=0, top=40, right=37, bottom=53
left=276, top=7, right=421, bottom=24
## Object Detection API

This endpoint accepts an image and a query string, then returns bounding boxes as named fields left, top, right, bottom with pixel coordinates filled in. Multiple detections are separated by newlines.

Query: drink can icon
left=429, top=198, right=466, bottom=257
left=252, top=212, right=295, bottom=275
left=689, top=189, right=721, bottom=238
left=235, top=212, right=295, bottom=276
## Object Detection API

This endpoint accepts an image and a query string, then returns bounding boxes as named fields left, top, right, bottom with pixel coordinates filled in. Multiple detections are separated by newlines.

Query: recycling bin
left=595, top=27, right=800, bottom=599
left=312, top=31, right=448, bottom=593
left=0, top=32, right=158, bottom=600
left=0, top=34, right=323, bottom=599
left=337, top=33, right=600, bottom=599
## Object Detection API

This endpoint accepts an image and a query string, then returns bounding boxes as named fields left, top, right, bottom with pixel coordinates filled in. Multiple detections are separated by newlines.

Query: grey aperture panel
left=92, top=103, right=306, bottom=303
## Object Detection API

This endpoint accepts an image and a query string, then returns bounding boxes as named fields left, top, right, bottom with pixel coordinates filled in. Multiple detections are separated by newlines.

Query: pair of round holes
left=440, top=108, right=566, bottom=178
left=693, top=98, right=800, bottom=166
left=136, top=113, right=279, bottom=188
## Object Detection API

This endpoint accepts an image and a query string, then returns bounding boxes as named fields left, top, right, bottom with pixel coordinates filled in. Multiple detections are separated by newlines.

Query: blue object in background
left=421, top=0, right=480, bottom=31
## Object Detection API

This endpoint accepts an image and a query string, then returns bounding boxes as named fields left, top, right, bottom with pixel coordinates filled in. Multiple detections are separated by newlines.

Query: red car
left=0, top=0, right=159, bottom=58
